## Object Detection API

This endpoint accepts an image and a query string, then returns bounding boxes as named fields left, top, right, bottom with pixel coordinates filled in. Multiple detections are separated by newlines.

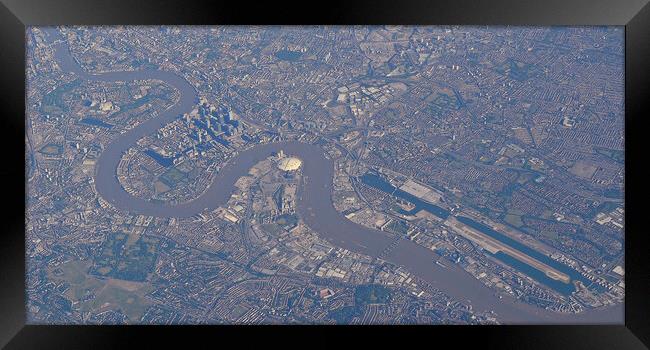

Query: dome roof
left=277, top=157, right=302, bottom=171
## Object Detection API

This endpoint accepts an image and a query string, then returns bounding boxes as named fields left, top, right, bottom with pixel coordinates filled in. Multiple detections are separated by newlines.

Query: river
left=37, top=27, right=623, bottom=324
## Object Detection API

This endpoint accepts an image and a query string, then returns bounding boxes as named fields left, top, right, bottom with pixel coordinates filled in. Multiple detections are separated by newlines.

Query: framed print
left=1, top=0, right=649, bottom=348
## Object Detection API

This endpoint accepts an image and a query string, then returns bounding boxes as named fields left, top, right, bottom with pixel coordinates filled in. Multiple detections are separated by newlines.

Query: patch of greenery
left=276, top=213, right=298, bottom=230
left=40, top=79, right=81, bottom=114
left=48, top=259, right=154, bottom=322
left=603, top=188, right=622, bottom=199
left=539, top=228, right=559, bottom=240
left=81, top=284, right=152, bottom=320
left=272, top=184, right=285, bottom=210
left=39, top=143, right=63, bottom=156
left=275, top=50, right=303, bottom=62
left=354, top=284, right=391, bottom=306
left=386, top=220, right=410, bottom=235
left=328, top=305, right=356, bottom=324
left=425, top=92, right=460, bottom=118
left=504, top=213, right=524, bottom=228
left=159, top=167, right=187, bottom=188
left=90, top=232, right=159, bottom=282
left=595, top=201, right=620, bottom=214
left=262, top=223, right=282, bottom=235
left=495, top=58, right=540, bottom=81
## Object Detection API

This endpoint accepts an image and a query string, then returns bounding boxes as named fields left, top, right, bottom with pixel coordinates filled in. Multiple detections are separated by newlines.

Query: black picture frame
left=1, top=0, right=648, bottom=348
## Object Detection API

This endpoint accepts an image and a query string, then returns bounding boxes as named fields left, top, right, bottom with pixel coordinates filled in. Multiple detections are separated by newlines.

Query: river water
left=37, top=27, right=622, bottom=324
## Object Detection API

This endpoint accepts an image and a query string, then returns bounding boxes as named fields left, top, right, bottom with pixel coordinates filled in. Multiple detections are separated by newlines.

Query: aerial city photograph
left=26, top=26, right=624, bottom=325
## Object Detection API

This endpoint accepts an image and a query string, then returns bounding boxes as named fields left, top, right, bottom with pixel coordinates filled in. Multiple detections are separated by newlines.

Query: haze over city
left=26, top=26, right=624, bottom=324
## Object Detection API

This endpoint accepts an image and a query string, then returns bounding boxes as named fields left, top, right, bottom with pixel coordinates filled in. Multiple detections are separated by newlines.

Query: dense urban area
left=26, top=26, right=624, bottom=324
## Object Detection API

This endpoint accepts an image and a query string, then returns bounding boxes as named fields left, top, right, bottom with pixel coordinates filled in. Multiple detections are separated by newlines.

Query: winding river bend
left=41, top=28, right=622, bottom=324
